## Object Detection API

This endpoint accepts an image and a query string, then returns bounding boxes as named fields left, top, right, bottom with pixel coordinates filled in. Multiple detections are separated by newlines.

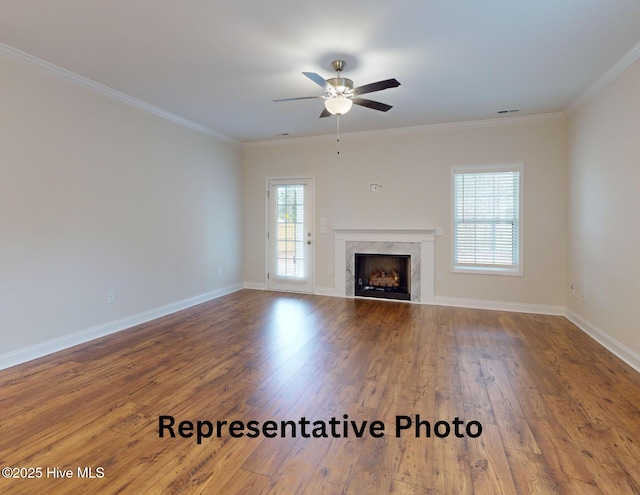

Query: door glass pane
left=276, top=185, right=305, bottom=278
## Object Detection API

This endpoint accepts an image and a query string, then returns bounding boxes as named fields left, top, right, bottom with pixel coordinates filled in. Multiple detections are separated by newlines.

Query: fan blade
left=352, top=78, right=400, bottom=96
left=303, top=72, right=334, bottom=91
left=273, top=96, right=322, bottom=102
left=319, top=107, right=331, bottom=118
left=352, top=98, right=393, bottom=112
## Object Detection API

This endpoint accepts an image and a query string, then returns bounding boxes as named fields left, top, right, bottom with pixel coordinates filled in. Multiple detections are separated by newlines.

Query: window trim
left=450, top=163, right=524, bottom=276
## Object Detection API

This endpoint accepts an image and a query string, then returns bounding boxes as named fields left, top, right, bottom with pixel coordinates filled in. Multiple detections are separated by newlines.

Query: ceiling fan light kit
left=324, top=95, right=353, bottom=115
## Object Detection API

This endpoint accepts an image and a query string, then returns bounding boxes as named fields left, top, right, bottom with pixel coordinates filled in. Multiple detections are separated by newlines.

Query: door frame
left=265, top=176, right=315, bottom=293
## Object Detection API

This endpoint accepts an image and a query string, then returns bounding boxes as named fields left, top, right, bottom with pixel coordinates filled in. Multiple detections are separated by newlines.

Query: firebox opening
left=354, top=253, right=411, bottom=301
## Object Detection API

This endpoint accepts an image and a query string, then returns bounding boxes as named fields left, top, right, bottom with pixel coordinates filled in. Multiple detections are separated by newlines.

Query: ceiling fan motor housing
left=327, top=77, right=353, bottom=95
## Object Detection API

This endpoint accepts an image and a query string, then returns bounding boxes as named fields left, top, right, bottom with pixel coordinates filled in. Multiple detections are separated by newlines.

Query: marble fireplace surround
left=334, top=229, right=435, bottom=304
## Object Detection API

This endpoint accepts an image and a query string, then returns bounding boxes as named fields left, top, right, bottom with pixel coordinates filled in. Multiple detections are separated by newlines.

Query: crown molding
left=244, top=112, right=565, bottom=148
left=0, top=42, right=238, bottom=144
left=566, top=40, right=640, bottom=114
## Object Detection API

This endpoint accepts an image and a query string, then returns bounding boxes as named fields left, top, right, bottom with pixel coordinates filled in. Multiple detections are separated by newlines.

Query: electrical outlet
left=435, top=227, right=444, bottom=236
left=107, top=290, right=116, bottom=304
left=437, top=273, right=444, bottom=283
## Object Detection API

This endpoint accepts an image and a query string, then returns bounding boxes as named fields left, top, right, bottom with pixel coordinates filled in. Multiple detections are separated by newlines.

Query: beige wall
left=244, top=116, right=567, bottom=309
left=566, top=57, right=640, bottom=358
left=0, top=52, right=243, bottom=359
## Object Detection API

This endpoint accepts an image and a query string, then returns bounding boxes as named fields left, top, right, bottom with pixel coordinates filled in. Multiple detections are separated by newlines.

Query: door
left=267, top=178, right=314, bottom=293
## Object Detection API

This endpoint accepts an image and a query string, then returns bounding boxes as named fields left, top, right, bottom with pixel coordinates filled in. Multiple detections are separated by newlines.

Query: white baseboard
left=313, top=286, right=338, bottom=297
left=435, top=298, right=640, bottom=373
left=0, top=283, right=243, bottom=371
left=243, top=283, right=337, bottom=297
left=6, top=285, right=637, bottom=377
left=434, top=296, right=565, bottom=315
left=565, top=309, right=640, bottom=373
left=243, top=282, right=267, bottom=290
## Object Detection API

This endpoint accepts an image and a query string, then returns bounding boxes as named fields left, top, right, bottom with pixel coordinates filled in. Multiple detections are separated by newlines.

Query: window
left=452, top=164, right=523, bottom=275
left=275, top=184, right=305, bottom=278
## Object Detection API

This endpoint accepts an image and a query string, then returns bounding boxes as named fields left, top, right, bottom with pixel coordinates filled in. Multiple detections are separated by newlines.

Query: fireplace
left=354, top=253, right=411, bottom=301
left=334, top=229, right=435, bottom=304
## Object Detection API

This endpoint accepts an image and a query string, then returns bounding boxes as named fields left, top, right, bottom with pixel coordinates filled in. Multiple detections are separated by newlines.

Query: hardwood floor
left=1, top=289, right=640, bottom=494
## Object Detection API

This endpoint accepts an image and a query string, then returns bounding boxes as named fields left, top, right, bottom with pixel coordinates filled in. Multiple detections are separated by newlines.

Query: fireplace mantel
left=334, top=229, right=435, bottom=304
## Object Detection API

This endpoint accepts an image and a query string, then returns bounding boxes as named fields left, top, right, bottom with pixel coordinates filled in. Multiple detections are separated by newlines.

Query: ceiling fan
left=273, top=60, right=401, bottom=117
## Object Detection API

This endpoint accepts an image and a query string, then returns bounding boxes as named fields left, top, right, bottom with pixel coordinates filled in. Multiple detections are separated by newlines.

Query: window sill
left=452, top=266, right=523, bottom=277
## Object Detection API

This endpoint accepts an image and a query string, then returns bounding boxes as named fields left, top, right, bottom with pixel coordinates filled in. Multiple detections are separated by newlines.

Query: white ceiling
left=2, top=0, right=640, bottom=143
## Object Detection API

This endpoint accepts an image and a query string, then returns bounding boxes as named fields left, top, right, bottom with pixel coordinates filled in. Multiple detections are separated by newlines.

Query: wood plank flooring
left=1, top=289, right=640, bottom=494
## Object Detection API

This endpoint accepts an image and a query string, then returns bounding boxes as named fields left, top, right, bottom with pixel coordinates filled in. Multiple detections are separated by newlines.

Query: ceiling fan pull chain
left=336, top=114, right=341, bottom=155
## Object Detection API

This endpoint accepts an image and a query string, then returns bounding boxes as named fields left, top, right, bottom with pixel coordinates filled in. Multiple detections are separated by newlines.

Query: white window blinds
left=453, top=166, right=522, bottom=272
